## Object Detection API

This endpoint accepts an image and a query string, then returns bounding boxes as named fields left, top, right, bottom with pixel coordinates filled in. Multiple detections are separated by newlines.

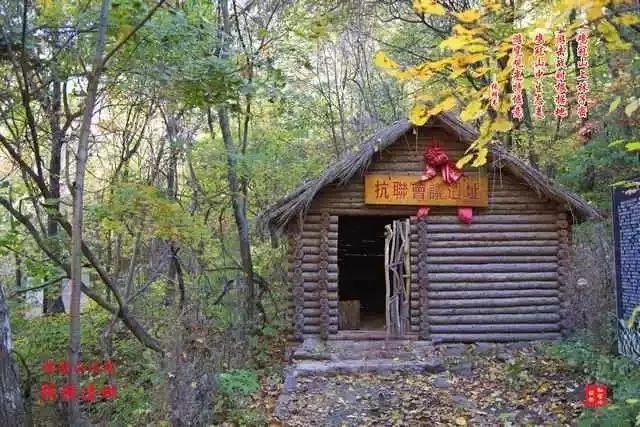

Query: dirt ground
left=267, top=344, right=586, bottom=426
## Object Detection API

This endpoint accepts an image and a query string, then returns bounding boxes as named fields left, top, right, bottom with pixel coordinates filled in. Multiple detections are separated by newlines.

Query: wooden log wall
left=411, top=213, right=563, bottom=342
left=287, top=221, right=304, bottom=341
left=288, top=213, right=339, bottom=338
left=557, top=211, right=571, bottom=336
left=318, top=213, right=330, bottom=339
left=296, top=125, right=568, bottom=342
left=416, top=218, right=430, bottom=339
left=409, top=216, right=421, bottom=334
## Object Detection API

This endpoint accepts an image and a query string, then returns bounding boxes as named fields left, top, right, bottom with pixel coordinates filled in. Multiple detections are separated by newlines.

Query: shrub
left=215, top=368, right=264, bottom=424
left=551, top=339, right=640, bottom=426
left=565, top=221, right=616, bottom=349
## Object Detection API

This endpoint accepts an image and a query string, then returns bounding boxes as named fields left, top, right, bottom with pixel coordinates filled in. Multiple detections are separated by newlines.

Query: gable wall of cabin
left=286, top=125, right=570, bottom=342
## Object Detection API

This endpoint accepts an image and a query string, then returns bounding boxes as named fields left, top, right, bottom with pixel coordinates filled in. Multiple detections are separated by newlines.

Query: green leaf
left=471, top=148, right=488, bottom=167
left=625, top=98, right=639, bottom=116
left=608, top=139, right=624, bottom=147
left=625, top=141, right=640, bottom=151
left=627, top=305, right=640, bottom=329
left=460, top=99, right=483, bottom=122
left=491, top=116, right=512, bottom=132
left=456, top=153, right=474, bottom=168
left=609, top=96, right=621, bottom=113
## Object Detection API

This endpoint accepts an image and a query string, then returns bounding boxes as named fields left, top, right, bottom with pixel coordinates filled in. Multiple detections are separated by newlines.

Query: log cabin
left=257, top=113, right=602, bottom=343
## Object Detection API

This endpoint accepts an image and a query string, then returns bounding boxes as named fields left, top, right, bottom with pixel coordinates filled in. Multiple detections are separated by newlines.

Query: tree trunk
left=45, top=78, right=65, bottom=314
left=163, top=110, right=180, bottom=305
left=0, top=285, right=25, bottom=427
left=68, top=0, right=110, bottom=424
left=217, top=106, right=255, bottom=322
left=216, top=0, right=255, bottom=322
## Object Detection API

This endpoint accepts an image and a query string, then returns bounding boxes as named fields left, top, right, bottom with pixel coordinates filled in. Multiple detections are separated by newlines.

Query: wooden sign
left=364, top=173, right=488, bottom=207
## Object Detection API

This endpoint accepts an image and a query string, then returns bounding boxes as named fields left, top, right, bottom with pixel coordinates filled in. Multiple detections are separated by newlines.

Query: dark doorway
left=338, top=216, right=403, bottom=330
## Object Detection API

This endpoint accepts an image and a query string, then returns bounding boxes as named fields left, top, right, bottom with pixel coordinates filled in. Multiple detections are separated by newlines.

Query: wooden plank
left=301, top=247, right=338, bottom=255
left=428, top=289, right=559, bottom=299
left=428, top=305, right=559, bottom=315
left=425, top=240, right=559, bottom=248
left=303, top=301, right=339, bottom=309
left=422, top=223, right=557, bottom=232
left=425, top=255, right=558, bottom=264
left=338, top=300, right=360, bottom=330
left=364, top=173, right=488, bottom=207
left=426, top=263, right=557, bottom=273
left=425, top=246, right=559, bottom=255
left=428, top=296, right=559, bottom=308
left=430, top=323, right=560, bottom=333
left=412, top=214, right=560, bottom=224
left=426, top=232, right=558, bottom=241
left=428, top=281, right=559, bottom=291
left=428, top=272, right=558, bottom=282
left=429, top=313, right=561, bottom=324
left=430, top=332, right=561, bottom=342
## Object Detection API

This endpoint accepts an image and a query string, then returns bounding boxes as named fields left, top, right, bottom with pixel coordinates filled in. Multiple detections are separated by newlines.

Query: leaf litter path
left=271, top=343, right=585, bottom=426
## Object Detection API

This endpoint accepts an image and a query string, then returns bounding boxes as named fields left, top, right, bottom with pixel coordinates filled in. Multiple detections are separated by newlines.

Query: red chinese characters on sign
left=89, top=360, right=102, bottom=375
left=40, top=382, right=57, bottom=401
left=554, top=31, right=569, bottom=119
left=57, top=360, right=70, bottom=375
left=100, top=384, right=117, bottom=400
left=490, top=80, right=499, bottom=110
left=575, top=30, right=590, bottom=119
left=532, top=32, right=546, bottom=120
left=506, top=29, right=592, bottom=124
left=583, top=384, right=608, bottom=408
left=103, top=360, right=115, bottom=375
left=82, top=384, right=97, bottom=403
left=38, top=359, right=118, bottom=404
left=510, top=33, right=524, bottom=120
left=60, top=383, right=77, bottom=401
left=42, top=359, right=56, bottom=375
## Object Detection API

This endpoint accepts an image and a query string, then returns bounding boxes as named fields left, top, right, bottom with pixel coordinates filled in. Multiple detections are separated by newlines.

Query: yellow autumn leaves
left=375, top=3, right=491, bottom=83
left=409, top=96, right=457, bottom=126
left=381, top=0, right=638, bottom=169
left=412, top=0, right=446, bottom=16
left=413, top=0, right=499, bottom=16
left=453, top=9, right=482, bottom=23
left=459, top=99, right=483, bottom=122
left=373, top=52, right=398, bottom=70
left=374, top=52, right=488, bottom=83
left=374, top=52, right=469, bottom=82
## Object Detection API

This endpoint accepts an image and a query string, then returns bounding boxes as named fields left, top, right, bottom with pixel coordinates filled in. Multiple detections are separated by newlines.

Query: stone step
left=292, top=350, right=423, bottom=362
left=291, top=357, right=445, bottom=378
left=326, top=339, right=432, bottom=350
left=292, top=339, right=436, bottom=362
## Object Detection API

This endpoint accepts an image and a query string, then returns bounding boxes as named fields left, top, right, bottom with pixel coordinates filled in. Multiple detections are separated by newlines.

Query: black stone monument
left=612, top=176, right=640, bottom=360
left=612, top=176, right=640, bottom=321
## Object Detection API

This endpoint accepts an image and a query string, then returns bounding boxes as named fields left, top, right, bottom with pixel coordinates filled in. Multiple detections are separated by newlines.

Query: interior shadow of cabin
left=337, top=216, right=404, bottom=332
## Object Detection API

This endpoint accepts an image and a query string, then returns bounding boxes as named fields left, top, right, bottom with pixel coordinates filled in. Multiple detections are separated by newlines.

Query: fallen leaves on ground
left=270, top=345, right=585, bottom=426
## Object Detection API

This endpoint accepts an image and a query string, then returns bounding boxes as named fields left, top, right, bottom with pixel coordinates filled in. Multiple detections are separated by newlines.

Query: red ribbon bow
left=420, top=144, right=464, bottom=185
left=417, top=142, right=471, bottom=223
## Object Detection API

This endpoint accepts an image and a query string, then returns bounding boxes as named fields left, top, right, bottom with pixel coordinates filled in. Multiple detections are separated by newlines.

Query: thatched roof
left=257, top=112, right=602, bottom=235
